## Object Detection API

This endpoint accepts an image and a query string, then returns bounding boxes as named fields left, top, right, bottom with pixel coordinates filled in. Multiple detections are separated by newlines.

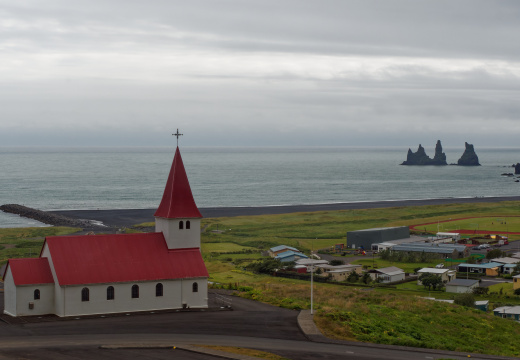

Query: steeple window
left=186, top=221, right=191, bottom=229
left=179, top=221, right=184, bottom=229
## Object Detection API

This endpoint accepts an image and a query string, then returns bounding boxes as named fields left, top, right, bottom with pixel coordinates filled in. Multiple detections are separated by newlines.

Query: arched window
left=179, top=221, right=184, bottom=230
left=34, top=289, right=40, bottom=300
left=107, top=286, right=115, bottom=300
left=156, top=283, right=163, bottom=297
left=186, top=221, right=191, bottom=229
left=81, top=287, right=90, bottom=302
left=131, top=284, right=139, bottom=298
left=192, top=282, right=198, bottom=293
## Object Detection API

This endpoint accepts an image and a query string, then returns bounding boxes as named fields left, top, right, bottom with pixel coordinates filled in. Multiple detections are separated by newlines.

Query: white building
left=368, top=266, right=405, bottom=283
left=445, top=279, right=479, bottom=293
left=3, top=146, right=209, bottom=317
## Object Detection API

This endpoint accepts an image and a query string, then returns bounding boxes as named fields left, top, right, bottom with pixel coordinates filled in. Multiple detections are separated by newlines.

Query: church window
left=192, top=282, right=198, bottom=293
left=156, top=283, right=163, bottom=297
left=107, top=286, right=115, bottom=300
left=131, top=284, right=139, bottom=298
left=186, top=221, right=191, bottom=229
left=82, top=287, right=90, bottom=302
left=179, top=221, right=184, bottom=229
left=34, top=289, right=40, bottom=300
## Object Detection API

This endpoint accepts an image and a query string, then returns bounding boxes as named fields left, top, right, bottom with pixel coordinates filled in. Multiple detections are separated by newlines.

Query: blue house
left=493, top=306, right=520, bottom=321
left=275, top=251, right=308, bottom=263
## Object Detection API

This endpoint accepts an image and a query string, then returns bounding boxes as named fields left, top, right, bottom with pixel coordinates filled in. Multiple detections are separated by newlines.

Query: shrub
left=454, top=292, right=475, bottom=307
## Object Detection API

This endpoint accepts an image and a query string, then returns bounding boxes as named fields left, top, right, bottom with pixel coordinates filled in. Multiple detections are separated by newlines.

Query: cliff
left=401, top=141, right=447, bottom=165
left=457, top=142, right=481, bottom=166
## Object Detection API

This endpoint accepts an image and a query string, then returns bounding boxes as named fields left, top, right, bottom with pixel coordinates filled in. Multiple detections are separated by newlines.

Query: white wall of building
left=3, top=268, right=16, bottom=316
left=3, top=267, right=56, bottom=317
left=446, top=284, right=477, bottom=294
left=57, top=278, right=207, bottom=317
left=155, top=218, right=201, bottom=250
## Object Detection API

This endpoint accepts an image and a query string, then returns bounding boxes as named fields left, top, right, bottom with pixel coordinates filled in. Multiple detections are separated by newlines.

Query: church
left=2, top=144, right=209, bottom=317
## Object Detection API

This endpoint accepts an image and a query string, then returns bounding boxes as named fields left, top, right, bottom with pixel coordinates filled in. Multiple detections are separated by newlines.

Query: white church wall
left=155, top=218, right=201, bottom=250
left=41, top=245, right=65, bottom=317
left=60, top=280, right=186, bottom=317
left=15, top=284, right=55, bottom=316
left=181, top=278, right=208, bottom=308
left=3, top=267, right=17, bottom=316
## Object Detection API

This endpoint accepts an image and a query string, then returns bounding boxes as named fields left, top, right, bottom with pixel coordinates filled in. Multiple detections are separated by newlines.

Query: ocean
left=1, top=146, right=519, bottom=228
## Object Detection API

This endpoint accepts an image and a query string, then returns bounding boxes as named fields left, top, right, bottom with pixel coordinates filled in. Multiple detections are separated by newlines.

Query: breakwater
left=0, top=204, right=93, bottom=228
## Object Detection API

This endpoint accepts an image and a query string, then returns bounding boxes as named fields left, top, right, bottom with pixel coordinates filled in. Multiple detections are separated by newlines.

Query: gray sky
left=1, top=0, right=520, bottom=147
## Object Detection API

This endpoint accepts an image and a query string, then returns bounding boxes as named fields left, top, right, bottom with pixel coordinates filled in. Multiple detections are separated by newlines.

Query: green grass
left=0, top=226, right=80, bottom=265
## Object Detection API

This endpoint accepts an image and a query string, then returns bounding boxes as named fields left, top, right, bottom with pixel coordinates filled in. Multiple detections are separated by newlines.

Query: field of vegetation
left=411, top=216, right=520, bottom=235
left=3, top=200, right=520, bottom=356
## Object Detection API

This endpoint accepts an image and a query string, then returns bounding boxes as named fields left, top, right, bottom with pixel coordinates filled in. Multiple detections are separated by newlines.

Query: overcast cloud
left=1, top=0, right=519, bottom=147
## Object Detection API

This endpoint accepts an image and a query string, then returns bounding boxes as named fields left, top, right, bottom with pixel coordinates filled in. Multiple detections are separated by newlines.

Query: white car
left=435, top=263, right=445, bottom=268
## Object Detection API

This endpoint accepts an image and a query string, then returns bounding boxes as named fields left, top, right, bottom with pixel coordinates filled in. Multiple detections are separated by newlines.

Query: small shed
left=474, top=300, right=489, bottom=312
left=445, top=279, right=479, bottom=293
left=368, top=266, right=405, bottom=283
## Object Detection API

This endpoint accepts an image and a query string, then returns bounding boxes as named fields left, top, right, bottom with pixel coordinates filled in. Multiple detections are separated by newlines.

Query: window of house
left=131, top=284, right=139, bottom=298
left=156, top=283, right=163, bottom=297
left=107, top=286, right=115, bottom=300
left=179, top=221, right=184, bottom=230
left=81, top=287, right=90, bottom=302
left=192, top=282, right=198, bottom=293
left=34, top=289, right=40, bottom=300
left=186, top=221, right=191, bottom=229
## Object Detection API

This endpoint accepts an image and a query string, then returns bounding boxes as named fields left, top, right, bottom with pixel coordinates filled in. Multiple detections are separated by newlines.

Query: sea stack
left=401, top=141, right=447, bottom=165
left=457, top=142, right=480, bottom=166
left=515, top=163, right=520, bottom=175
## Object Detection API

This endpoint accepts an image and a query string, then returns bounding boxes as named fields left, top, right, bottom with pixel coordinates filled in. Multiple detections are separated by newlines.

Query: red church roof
left=43, top=233, right=208, bottom=286
left=154, top=147, right=202, bottom=219
left=4, top=258, right=54, bottom=285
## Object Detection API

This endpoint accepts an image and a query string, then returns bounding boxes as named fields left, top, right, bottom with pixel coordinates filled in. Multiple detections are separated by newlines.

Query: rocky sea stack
left=401, top=140, right=447, bottom=165
left=457, top=142, right=481, bottom=166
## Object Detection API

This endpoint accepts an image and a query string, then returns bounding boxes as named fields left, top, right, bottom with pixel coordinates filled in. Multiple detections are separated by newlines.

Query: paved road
left=0, top=290, right=513, bottom=360
left=51, top=196, right=520, bottom=228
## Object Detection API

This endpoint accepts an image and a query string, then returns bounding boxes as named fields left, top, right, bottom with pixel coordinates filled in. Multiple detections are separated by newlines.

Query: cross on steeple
left=173, top=129, right=183, bottom=146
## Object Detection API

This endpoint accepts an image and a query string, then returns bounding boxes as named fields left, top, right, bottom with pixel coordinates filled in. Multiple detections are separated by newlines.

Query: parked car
left=435, top=263, right=445, bottom=268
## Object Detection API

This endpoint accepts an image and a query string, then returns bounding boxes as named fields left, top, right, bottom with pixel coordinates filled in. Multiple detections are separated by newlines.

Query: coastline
left=50, top=195, right=520, bottom=228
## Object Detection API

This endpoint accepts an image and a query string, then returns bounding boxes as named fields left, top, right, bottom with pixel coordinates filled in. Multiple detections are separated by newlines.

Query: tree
left=514, top=288, right=520, bottom=296
left=486, top=249, right=504, bottom=260
left=329, top=259, right=345, bottom=266
left=347, top=271, right=360, bottom=283
left=454, top=292, right=475, bottom=308
left=419, top=273, right=444, bottom=291
left=361, top=272, right=372, bottom=284
left=472, top=287, right=489, bottom=296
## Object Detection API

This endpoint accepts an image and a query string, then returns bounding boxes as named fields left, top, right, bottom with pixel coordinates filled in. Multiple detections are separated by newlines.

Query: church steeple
left=154, top=147, right=202, bottom=219
left=155, top=141, right=202, bottom=250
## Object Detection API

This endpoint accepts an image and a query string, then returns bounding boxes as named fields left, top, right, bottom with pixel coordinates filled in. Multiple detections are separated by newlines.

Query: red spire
left=154, top=147, right=202, bottom=219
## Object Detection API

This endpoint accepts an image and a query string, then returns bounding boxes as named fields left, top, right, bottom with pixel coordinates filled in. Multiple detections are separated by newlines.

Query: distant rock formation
left=515, top=163, right=520, bottom=175
left=0, top=204, right=94, bottom=228
left=401, top=141, right=447, bottom=165
left=457, top=142, right=481, bottom=166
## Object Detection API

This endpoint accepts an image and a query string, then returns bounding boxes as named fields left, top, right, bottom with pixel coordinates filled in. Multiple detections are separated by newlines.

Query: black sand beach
left=51, top=196, right=520, bottom=228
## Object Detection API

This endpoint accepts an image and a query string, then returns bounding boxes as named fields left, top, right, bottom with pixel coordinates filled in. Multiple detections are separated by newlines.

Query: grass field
left=411, top=216, right=520, bottom=236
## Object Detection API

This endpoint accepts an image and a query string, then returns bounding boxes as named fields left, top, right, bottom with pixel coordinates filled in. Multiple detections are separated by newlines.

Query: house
left=390, top=243, right=469, bottom=259
left=3, top=145, right=209, bottom=317
left=493, top=306, right=520, bottom=321
left=275, top=250, right=308, bottom=263
left=445, top=279, right=479, bottom=293
left=513, top=274, right=520, bottom=290
left=491, top=257, right=520, bottom=274
left=368, top=266, right=405, bottom=283
left=268, top=245, right=301, bottom=257
left=475, top=300, right=489, bottom=312
left=295, top=259, right=328, bottom=267
left=315, top=264, right=362, bottom=281
left=417, top=268, right=456, bottom=285
left=457, top=262, right=503, bottom=276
